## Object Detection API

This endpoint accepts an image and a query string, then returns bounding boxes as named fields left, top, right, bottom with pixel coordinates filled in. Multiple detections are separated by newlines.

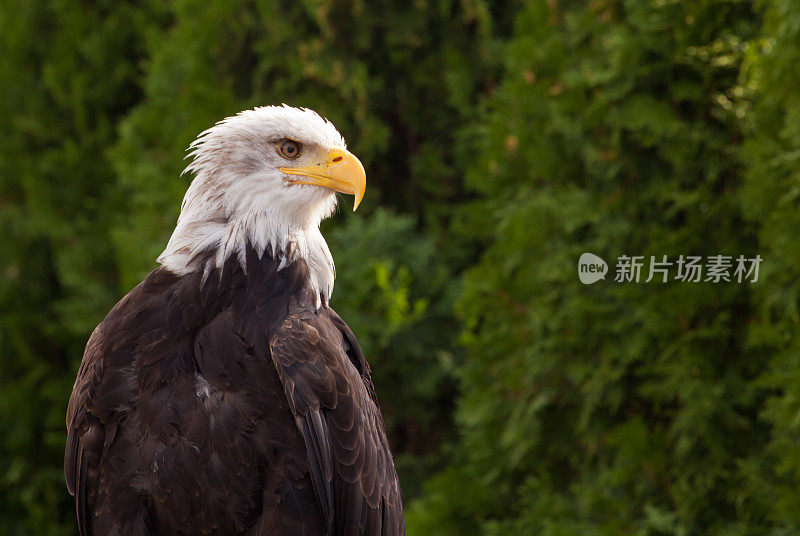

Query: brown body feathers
left=65, top=245, right=405, bottom=535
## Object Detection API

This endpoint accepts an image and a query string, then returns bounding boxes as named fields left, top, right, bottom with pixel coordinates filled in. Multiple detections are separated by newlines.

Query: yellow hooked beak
left=279, top=148, right=366, bottom=211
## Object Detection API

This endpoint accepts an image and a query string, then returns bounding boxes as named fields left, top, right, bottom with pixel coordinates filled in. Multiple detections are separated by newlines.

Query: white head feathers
left=158, top=105, right=350, bottom=306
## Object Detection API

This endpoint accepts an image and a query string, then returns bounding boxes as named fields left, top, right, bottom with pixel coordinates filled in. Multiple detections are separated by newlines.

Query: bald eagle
left=65, top=106, right=405, bottom=536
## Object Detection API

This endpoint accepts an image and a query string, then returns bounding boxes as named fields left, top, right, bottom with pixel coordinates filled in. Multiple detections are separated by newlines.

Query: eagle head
left=158, top=105, right=366, bottom=305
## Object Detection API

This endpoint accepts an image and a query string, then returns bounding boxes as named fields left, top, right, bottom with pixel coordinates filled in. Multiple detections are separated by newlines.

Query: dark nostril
left=332, top=156, right=343, bottom=163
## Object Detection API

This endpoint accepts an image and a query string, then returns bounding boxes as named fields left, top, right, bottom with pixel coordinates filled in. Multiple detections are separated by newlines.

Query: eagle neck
left=158, top=210, right=335, bottom=309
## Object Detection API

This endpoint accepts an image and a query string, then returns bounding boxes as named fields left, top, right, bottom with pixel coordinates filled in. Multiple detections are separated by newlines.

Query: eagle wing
left=269, top=308, right=405, bottom=536
left=65, top=313, right=139, bottom=536
left=65, top=325, right=102, bottom=536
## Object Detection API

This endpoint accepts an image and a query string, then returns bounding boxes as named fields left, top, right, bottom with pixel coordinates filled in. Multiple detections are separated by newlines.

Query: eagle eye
left=279, top=139, right=301, bottom=159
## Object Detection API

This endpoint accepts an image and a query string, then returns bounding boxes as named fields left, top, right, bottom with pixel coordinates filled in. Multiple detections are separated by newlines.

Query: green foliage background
left=1, top=1, right=799, bottom=534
